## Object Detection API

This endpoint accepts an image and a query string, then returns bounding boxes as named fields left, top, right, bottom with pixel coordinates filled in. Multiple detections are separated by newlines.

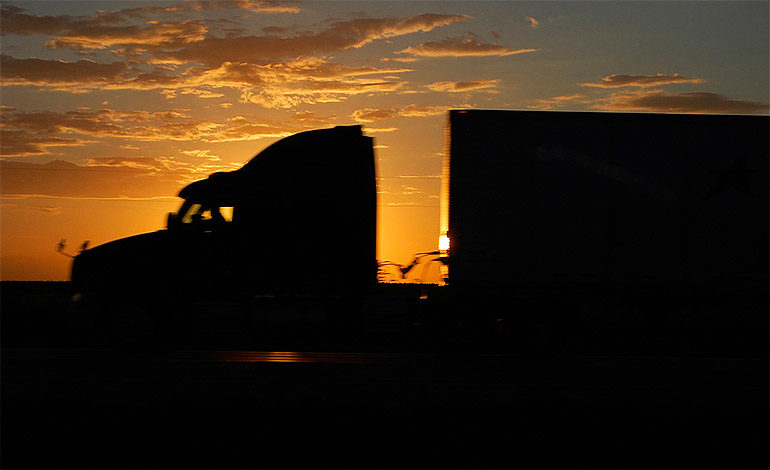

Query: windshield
left=174, top=201, right=234, bottom=230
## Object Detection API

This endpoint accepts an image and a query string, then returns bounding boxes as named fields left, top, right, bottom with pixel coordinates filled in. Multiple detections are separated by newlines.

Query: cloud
left=175, top=88, right=226, bottom=99
left=0, top=2, right=298, bottom=37
left=0, top=55, right=181, bottom=92
left=1, top=54, right=410, bottom=108
left=526, top=17, right=539, bottom=28
left=398, top=104, right=455, bottom=118
left=351, top=108, right=399, bottom=122
left=0, top=5, right=209, bottom=51
left=238, top=76, right=406, bottom=108
left=529, top=93, right=585, bottom=110
left=426, top=79, right=499, bottom=93
left=0, top=4, right=75, bottom=36
left=0, top=130, right=93, bottom=157
left=288, top=111, right=338, bottom=126
left=0, top=107, right=312, bottom=157
left=0, top=107, right=218, bottom=146
left=1, top=7, right=471, bottom=108
left=582, top=73, right=704, bottom=88
left=594, top=89, right=769, bottom=114
left=396, top=35, right=535, bottom=57
left=44, top=20, right=209, bottom=51
left=149, top=14, right=470, bottom=66
left=1, top=55, right=131, bottom=88
left=352, top=104, right=456, bottom=122
left=380, top=57, right=420, bottom=63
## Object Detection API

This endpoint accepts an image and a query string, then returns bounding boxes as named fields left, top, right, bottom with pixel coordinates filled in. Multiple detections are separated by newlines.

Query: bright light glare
left=438, top=234, right=450, bottom=251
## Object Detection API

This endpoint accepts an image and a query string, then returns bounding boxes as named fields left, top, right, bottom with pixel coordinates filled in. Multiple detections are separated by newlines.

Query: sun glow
left=438, top=234, right=450, bottom=252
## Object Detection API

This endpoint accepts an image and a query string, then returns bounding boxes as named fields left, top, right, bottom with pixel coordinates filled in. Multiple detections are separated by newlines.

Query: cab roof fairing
left=177, top=125, right=366, bottom=205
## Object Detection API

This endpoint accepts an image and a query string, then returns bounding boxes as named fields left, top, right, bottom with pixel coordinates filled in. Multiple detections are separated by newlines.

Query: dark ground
left=1, top=282, right=768, bottom=469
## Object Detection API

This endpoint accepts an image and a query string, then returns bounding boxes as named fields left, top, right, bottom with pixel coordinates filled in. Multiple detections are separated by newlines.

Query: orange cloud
left=150, top=14, right=469, bottom=65
left=0, top=108, right=216, bottom=144
left=0, top=2, right=298, bottom=37
left=45, top=20, right=208, bottom=50
left=594, top=89, right=769, bottom=114
left=0, top=130, right=93, bottom=157
left=426, top=79, right=499, bottom=93
left=3, top=5, right=465, bottom=69
left=351, top=104, right=452, bottom=122
left=526, top=17, right=539, bottom=28
left=1, top=55, right=131, bottom=88
left=289, top=111, right=338, bottom=126
left=396, top=35, right=535, bottom=57
left=162, top=88, right=226, bottom=99
left=1, top=55, right=410, bottom=107
left=0, top=107, right=316, bottom=157
left=352, top=108, right=399, bottom=122
left=528, top=93, right=585, bottom=110
left=2, top=7, right=472, bottom=108
left=582, top=73, right=704, bottom=88
left=238, top=77, right=406, bottom=108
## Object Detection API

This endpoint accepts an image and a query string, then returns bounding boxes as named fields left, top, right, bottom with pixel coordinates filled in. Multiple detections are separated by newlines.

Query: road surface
left=2, top=347, right=766, bottom=468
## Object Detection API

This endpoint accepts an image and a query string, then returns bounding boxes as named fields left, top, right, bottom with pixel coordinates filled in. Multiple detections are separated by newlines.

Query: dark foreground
left=2, top=282, right=768, bottom=468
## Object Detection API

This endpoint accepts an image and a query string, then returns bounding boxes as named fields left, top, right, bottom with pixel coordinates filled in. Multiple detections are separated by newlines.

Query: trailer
left=443, top=110, right=768, bottom=290
left=438, top=110, right=768, bottom=352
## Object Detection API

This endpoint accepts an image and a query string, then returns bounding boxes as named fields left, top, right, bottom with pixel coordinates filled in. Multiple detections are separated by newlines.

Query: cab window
left=220, top=207, right=234, bottom=222
left=180, top=203, right=234, bottom=225
left=181, top=204, right=207, bottom=224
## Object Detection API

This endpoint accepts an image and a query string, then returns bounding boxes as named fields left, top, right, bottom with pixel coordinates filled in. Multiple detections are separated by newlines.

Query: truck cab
left=71, top=125, right=377, bottom=308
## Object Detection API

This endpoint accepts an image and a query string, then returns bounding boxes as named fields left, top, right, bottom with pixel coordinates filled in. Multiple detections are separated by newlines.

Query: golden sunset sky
left=1, top=0, right=768, bottom=281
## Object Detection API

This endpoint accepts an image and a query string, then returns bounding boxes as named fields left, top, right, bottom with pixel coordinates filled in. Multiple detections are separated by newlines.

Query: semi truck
left=72, top=125, right=376, bottom=300
left=69, top=110, right=769, bottom=351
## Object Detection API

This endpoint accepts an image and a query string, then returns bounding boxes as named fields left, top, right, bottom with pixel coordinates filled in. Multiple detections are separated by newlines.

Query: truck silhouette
left=70, top=110, right=768, bottom=350
left=72, top=125, right=376, bottom=300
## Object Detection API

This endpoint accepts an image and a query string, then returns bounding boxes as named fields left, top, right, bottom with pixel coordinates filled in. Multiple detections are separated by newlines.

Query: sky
left=1, top=0, right=768, bottom=281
